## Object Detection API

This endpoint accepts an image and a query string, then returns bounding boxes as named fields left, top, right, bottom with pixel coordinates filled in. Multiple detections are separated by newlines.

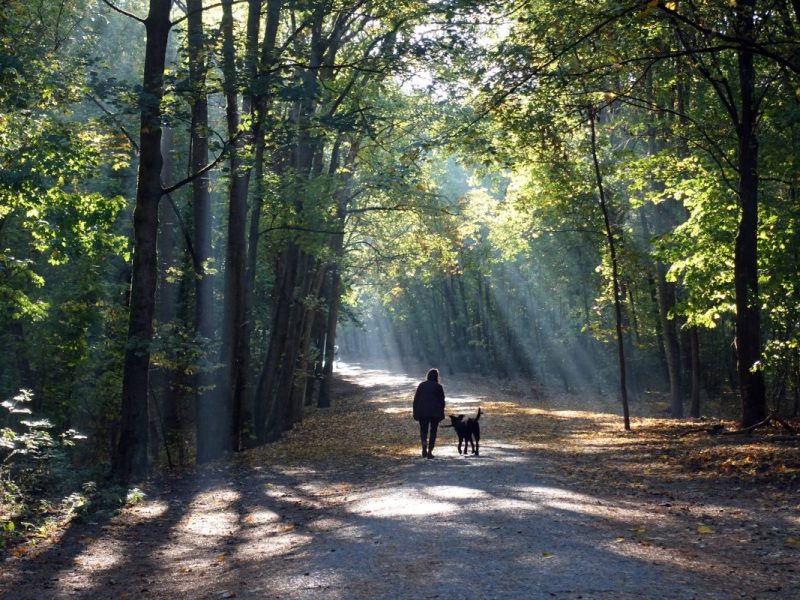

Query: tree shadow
left=2, top=363, right=797, bottom=599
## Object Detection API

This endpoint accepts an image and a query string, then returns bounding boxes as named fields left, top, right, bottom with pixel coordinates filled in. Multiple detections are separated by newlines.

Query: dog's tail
left=475, top=407, right=482, bottom=421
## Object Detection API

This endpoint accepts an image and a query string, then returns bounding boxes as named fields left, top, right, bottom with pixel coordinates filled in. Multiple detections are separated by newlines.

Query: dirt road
left=2, top=364, right=797, bottom=599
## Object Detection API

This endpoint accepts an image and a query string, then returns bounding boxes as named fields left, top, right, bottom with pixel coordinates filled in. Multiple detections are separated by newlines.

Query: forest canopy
left=1, top=0, right=799, bottom=492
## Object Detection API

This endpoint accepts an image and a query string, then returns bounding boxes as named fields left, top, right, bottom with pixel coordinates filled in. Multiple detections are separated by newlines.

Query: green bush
left=1, top=389, right=85, bottom=487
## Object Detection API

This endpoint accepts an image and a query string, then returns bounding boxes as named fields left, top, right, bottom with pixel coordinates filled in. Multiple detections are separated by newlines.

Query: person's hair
left=426, top=368, right=439, bottom=382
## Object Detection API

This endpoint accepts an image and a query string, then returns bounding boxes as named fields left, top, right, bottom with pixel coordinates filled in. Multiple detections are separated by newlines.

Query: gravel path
left=1, top=364, right=791, bottom=599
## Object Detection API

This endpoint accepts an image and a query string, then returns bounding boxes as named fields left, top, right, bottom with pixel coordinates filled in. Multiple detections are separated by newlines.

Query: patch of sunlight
left=262, top=482, right=294, bottom=497
left=189, top=487, right=241, bottom=509
left=381, top=406, right=411, bottom=414
left=425, top=485, right=491, bottom=500
left=478, top=400, right=533, bottom=416
left=266, top=570, right=347, bottom=597
left=446, top=394, right=483, bottom=410
left=70, top=537, right=126, bottom=571
left=242, top=508, right=281, bottom=526
left=234, top=531, right=313, bottom=560
left=551, top=409, right=618, bottom=419
left=484, top=498, right=544, bottom=513
left=603, top=539, right=725, bottom=576
left=178, top=510, right=240, bottom=539
left=337, top=362, right=417, bottom=387
left=318, top=522, right=376, bottom=542
left=511, top=486, right=662, bottom=522
left=349, top=489, right=459, bottom=517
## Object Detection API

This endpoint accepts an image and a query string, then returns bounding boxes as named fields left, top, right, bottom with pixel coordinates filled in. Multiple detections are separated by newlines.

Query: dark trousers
left=418, top=418, right=439, bottom=451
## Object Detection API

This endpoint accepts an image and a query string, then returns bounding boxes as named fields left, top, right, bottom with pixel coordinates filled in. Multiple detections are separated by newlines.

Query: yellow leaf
left=541, top=552, right=554, bottom=559
left=217, top=554, right=225, bottom=563
left=615, top=537, right=626, bottom=543
left=786, top=537, right=799, bottom=545
left=697, top=525, right=714, bottom=534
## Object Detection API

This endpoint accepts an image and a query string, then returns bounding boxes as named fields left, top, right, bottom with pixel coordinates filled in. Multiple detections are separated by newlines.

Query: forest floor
left=1, top=363, right=799, bottom=599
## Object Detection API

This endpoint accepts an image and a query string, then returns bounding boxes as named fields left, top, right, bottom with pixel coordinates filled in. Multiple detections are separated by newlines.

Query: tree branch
left=161, top=131, right=243, bottom=195
left=100, top=0, right=146, bottom=24
left=163, top=191, right=201, bottom=273
left=87, top=94, right=140, bottom=153
left=258, top=224, right=344, bottom=238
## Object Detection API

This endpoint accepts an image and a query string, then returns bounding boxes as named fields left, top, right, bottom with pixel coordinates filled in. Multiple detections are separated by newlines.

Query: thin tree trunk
left=187, top=0, right=217, bottom=465
left=152, top=125, right=178, bottom=464
left=114, top=0, right=173, bottom=481
left=318, top=139, right=358, bottom=408
left=656, top=257, right=683, bottom=417
left=689, top=325, right=702, bottom=418
left=589, top=106, right=630, bottom=431
left=219, top=0, right=249, bottom=453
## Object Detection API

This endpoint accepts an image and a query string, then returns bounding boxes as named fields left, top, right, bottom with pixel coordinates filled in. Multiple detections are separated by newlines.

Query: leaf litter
left=0, top=365, right=798, bottom=599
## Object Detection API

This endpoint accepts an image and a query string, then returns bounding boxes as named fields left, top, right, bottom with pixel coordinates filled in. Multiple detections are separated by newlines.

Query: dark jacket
left=413, top=380, right=445, bottom=421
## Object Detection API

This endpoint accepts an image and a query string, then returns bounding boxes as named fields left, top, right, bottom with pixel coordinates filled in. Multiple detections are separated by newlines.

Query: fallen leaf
left=697, top=525, right=714, bottom=534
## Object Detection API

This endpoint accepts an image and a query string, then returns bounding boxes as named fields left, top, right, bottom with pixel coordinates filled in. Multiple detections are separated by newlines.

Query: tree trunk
left=240, top=0, right=283, bottom=444
left=187, top=0, right=218, bottom=465
left=689, top=325, right=702, bottom=418
left=734, top=0, right=767, bottom=427
left=152, top=124, right=178, bottom=464
left=288, top=261, right=328, bottom=424
left=656, top=258, right=683, bottom=417
left=318, top=139, right=359, bottom=408
left=113, top=0, right=173, bottom=481
left=219, top=0, right=249, bottom=453
left=589, top=106, right=630, bottom=430
left=254, top=245, right=299, bottom=441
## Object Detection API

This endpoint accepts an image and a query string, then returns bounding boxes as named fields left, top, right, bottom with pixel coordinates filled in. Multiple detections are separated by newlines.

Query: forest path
left=2, top=363, right=798, bottom=599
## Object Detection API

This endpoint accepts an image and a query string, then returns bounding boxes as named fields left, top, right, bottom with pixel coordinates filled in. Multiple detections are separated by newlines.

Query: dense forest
left=2, top=0, right=799, bottom=503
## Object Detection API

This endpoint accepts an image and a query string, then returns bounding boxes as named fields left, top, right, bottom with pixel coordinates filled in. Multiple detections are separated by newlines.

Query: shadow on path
left=2, top=362, right=796, bottom=599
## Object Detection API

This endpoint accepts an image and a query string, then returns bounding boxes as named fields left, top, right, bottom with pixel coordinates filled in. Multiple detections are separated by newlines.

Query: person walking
left=413, top=368, right=445, bottom=459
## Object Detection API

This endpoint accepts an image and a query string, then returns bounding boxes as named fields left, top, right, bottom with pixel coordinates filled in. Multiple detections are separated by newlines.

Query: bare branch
left=163, top=191, right=201, bottom=273
left=258, top=224, right=344, bottom=238
left=100, top=0, right=146, bottom=24
left=87, top=94, right=140, bottom=153
left=171, top=0, right=249, bottom=26
left=161, top=131, right=243, bottom=195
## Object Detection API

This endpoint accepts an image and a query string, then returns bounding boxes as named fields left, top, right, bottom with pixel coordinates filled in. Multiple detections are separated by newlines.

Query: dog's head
left=448, top=414, right=465, bottom=423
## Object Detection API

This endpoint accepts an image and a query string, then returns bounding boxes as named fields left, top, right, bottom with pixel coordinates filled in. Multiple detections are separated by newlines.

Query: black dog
left=448, top=408, right=482, bottom=456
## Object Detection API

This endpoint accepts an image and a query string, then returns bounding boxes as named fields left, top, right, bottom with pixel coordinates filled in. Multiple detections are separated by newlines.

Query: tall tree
left=185, top=0, right=217, bottom=463
left=113, top=0, right=174, bottom=481
left=217, top=0, right=249, bottom=455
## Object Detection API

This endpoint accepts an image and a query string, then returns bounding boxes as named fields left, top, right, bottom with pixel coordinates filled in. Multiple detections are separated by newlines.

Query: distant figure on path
left=333, top=344, right=339, bottom=368
left=413, top=368, right=445, bottom=459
